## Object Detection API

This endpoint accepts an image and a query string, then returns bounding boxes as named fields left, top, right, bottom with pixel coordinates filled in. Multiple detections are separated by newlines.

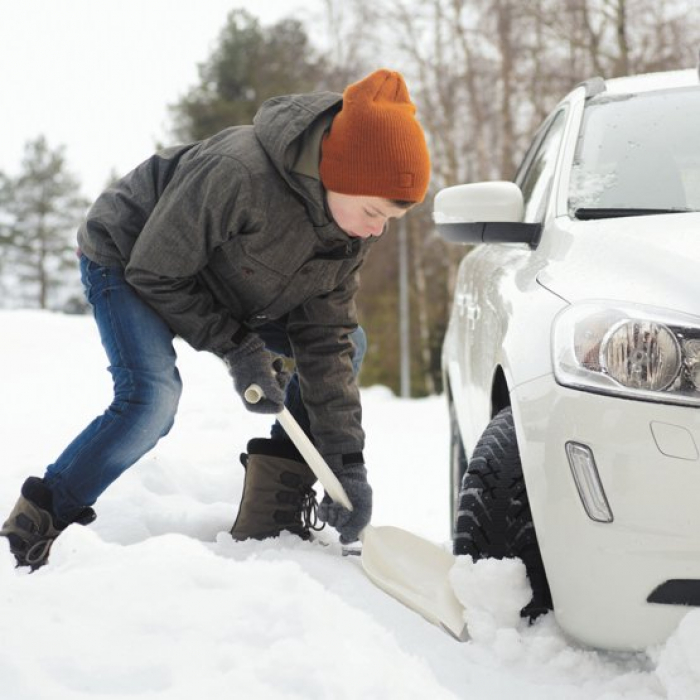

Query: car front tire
left=454, top=406, right=552, bottom=618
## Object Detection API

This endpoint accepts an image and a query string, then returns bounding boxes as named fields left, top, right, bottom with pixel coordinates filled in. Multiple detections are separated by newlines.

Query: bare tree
left=317, top=0, right=700, bottom=395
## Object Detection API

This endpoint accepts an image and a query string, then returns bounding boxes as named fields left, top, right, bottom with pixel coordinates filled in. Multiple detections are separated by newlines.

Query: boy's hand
left=318, top=463, right=372, bottom=543
left=224, top=335, right=289, bottom=414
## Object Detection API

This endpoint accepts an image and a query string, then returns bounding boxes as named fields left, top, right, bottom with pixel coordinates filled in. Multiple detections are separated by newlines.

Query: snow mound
left=450, top=555, right=531, bottom=643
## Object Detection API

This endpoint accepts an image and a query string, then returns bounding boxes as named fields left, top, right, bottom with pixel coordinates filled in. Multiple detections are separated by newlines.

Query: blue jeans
left=44, top=255, right=365, bottom=522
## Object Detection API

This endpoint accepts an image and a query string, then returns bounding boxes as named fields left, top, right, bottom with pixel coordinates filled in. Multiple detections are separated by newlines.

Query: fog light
left=565, top=442, right=613, bottom=523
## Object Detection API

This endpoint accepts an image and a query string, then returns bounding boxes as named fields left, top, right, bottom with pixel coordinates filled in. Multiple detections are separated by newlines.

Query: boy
left=1, top=68, right=430, bottom=568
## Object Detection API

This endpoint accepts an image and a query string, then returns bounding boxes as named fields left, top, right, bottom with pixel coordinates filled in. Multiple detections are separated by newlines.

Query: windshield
left=569, top=87, right=700, bottom=216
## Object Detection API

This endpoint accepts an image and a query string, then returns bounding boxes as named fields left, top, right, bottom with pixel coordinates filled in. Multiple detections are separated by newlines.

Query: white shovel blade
left=360, top=524, right=468, bottom=641
left=244, top=385, right=467, bottom=639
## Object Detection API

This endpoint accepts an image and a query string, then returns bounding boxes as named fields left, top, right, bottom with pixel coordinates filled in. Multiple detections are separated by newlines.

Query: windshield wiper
left=574, top=207, right=693, bottom=220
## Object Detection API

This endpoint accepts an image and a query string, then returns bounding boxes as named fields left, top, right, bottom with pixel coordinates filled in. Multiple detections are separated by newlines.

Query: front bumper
left=512, top=373, right=700, bottom=650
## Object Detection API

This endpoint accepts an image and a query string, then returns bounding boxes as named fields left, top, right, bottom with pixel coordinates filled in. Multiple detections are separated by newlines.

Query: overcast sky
left=0, top=1, right=324, bottom=200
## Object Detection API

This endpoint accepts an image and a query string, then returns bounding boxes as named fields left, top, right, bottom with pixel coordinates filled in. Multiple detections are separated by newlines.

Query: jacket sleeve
left=286, top=265, right=366, bottom=460
left=125, top=154, right=252, bottom=356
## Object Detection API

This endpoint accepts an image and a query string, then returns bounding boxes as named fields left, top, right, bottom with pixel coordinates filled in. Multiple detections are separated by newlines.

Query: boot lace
left=300, top=486, right=325, bottom=533
left=24, top=537, right=55, bottom=569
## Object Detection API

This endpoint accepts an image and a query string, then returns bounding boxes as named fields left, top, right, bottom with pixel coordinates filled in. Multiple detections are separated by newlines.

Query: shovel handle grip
left=244, top=385, right=265, bottom=404
left=244, top=384, right=353, bottom=511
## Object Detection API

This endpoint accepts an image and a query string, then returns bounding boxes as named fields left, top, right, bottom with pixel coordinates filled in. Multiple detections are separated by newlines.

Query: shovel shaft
left=244, top=384, right=353, bottom=511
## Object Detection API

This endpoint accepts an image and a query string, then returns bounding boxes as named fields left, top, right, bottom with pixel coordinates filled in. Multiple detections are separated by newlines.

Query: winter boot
left=0, top=477, right=96, bottom=570
left=231, top=438, right=323, bottom=541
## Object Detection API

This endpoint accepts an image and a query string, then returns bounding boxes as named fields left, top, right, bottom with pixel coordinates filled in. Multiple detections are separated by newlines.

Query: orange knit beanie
left=319, top=69, right=431, bottom=203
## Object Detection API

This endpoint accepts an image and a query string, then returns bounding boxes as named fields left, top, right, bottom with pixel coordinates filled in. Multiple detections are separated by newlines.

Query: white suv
left=437, top=69, right=700, bottom=651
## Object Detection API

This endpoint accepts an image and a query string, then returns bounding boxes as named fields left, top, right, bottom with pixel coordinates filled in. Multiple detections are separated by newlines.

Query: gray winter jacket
left=77, top=91, right=374, bottom=459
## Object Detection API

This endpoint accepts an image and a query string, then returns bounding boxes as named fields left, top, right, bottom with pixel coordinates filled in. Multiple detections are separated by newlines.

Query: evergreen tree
left=171, top=9, right=325, bottom=141
left=0, top=136, right=89, bottom=310
left=0, top=170, right=13, bottom=303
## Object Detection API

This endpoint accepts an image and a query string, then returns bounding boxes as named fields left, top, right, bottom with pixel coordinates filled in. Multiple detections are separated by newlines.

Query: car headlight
left=552, top=302, right=700, bottom=406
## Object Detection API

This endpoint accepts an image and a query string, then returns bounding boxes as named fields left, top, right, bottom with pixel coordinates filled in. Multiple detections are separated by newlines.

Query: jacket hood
left=253, top=91, right=342, bottom=225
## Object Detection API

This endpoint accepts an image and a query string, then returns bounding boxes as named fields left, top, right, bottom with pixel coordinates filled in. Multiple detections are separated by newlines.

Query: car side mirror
left=434, top=182, right=541, bottom=245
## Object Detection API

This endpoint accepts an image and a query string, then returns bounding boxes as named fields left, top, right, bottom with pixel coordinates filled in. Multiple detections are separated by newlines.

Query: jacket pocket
left=207, top=238, right=291, bottom=314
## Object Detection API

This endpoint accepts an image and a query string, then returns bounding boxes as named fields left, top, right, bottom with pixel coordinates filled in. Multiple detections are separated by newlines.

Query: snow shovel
left=245, top=385, right=468, bottom=641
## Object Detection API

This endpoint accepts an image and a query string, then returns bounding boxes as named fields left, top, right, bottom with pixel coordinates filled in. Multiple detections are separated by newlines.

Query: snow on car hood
left=537, top=212, right=700, bottom=317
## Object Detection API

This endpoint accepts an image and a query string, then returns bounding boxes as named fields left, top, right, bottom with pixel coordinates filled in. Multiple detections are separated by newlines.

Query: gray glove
left=318, top=463, right=372, bottom=544
left=224, top=334, right=290, bottom=414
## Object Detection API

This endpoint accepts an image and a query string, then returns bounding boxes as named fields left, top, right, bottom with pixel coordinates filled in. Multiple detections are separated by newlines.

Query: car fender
left=444, top=241, right=568, bottom=458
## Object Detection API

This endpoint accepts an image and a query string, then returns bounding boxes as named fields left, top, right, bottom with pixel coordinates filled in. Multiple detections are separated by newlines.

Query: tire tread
left=453, top=407, right=552, bottom=616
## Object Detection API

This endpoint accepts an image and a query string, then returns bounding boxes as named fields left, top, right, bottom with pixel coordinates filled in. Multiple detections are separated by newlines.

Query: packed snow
left=2, top=309, right=700, bottom=699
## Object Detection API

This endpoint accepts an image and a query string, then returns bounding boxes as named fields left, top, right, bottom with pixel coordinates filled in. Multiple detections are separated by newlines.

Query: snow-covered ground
left=2, top=309, right=700, bottom=699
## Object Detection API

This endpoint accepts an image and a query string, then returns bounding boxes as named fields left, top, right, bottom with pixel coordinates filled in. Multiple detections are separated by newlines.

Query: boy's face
left=326, top=191, right=412, bottom=239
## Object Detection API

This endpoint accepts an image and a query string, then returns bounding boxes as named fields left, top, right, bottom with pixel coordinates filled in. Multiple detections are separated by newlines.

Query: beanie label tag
left=398, top=173, right=415, bottom=189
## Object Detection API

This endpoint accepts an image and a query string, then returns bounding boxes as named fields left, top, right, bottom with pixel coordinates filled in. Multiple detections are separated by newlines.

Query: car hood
left=537, top=212, right=700, bottom=317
